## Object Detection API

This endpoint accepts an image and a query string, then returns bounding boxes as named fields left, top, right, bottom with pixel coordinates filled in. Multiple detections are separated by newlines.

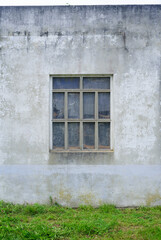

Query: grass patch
left=0, top=201, right=160, bottom=239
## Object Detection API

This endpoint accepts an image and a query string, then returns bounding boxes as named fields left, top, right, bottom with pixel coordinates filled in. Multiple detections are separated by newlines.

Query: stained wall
left=0, top=5, right=161, bottom=206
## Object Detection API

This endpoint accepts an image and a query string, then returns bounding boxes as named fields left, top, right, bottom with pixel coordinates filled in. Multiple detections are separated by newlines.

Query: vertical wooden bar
left=80, top=121, right=83, bottom=150
left=95, top=91, right=98, bottom=120
left=65, top=122, right=68, bottom=150
left=80, top=76, right=83, bottom=90
left=65, top=92, right=68, bottom=150
left=65, top=91, right=68, bottom=120
left=110, top=76, right=113, bottom=150
left=80, top=77, right=83, bottom=149
left=95, top=91, right=98, bottom=149
left=50, top=76, right=53, bottom=150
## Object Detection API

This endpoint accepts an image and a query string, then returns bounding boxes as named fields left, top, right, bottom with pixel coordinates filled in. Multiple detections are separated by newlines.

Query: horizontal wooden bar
left=52, top=119, right=111, bottom=122
left=50, top=149, right=114, bottom=153
left=50, top=74, right=113, bottom=77
left=52, top=89, right=110, bottom=92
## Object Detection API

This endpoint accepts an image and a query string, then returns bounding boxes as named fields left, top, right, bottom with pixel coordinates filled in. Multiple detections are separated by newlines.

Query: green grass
left=0, top=201, right=160, bottom=239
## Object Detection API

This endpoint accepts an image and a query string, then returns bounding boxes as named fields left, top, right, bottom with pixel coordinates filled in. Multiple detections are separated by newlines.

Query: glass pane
left=83, top=77, right=110, bottom=89
left=53, top=93, right=64, bottom=119
left=53, top=123, right=65, bottom=149
left=98, top=93, right=110, bottom=119
left=98, top=123, right=110, bottom=149
left=68, top=93, right=80, bottom=119
left=53, top=77, right=79, bottom=89
left=68, top=123, right=80, bottom=149
left=83, top=123, right=95, bottom=149
left=83, top=93, right=95, bottom=119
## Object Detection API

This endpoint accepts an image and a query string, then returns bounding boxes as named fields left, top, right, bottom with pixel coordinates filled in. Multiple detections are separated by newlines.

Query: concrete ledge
left=0, top=165, right=160, bottom=207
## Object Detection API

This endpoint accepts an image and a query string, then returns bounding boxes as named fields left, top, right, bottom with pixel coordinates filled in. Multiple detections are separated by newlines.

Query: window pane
left=68, top=123, right=80, bottom=149
left=98, top=123, right=110, bottom=149
left=98, top=93, right=110, bottom=119
left=53, top=77, right=79, bottom=89
left=83, top=123, right=95, bottom=149
left=53, top=123, right=65, bottom=149
left=83, top=77, right=110, bottom=89
left=68, top=93, right=80, bottom=119
left=83, top=93, right=95, bottom=119
left=53, top=93, right=64, bottom=119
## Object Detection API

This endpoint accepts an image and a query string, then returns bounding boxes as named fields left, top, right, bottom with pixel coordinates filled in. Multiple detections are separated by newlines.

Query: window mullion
left=110, top=76, right=112, bottom=150
left=65, top=122, right=68, bottom=150
left=65, top=92, right=68, bottom=149
left=80, top=122, right=83, bottom=150
left=80, top=78, right=83, bottom=149
left=65, top=92, right=68, bottom=119
left=95, top=91, right=98, bottom=120
left=95, top=91, right=98, bottom=150
left=80, top=76, right=83, bottom=89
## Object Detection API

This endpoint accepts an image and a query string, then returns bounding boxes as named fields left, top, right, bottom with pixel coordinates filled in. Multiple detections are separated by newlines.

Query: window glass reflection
left=98, top=93, right=110, bottom=119
left=53, top=77, right=79, bottom=89
left=83, top=93, right=95, bottom=119
left=98, top=123, right=110, bottom=149
left=53, top=93, right=64, bottom=119
left=68, top=123, right=80, bottom=149
left=68, top=93, right=80, bottom=119
left=83, top=123, right=95, bottom=149
left=83, top=77, right=110, bottom=89
left=53, top=123, right=65, bottom=149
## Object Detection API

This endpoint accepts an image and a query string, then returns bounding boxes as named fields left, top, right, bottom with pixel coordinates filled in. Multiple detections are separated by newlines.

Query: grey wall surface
left=0, top=5, right=161, bottom=206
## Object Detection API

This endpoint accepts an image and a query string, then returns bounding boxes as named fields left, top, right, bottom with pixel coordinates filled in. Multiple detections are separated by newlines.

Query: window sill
left=49, top=149, right=114, bottom=153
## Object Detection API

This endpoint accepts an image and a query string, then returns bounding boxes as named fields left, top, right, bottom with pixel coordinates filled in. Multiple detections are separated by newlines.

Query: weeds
left=0, top=201, right=160, bottom=239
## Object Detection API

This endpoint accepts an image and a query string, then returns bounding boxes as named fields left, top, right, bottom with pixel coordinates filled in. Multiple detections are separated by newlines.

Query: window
left=51, top=76, right=112, bottom=152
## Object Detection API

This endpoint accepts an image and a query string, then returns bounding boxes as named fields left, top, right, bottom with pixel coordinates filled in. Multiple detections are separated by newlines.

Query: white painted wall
left=0, top=6, right=161, bottom=206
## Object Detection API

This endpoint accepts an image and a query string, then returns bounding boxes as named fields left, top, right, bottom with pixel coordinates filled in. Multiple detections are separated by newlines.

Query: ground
left=0, top=201, right=161, bottom=239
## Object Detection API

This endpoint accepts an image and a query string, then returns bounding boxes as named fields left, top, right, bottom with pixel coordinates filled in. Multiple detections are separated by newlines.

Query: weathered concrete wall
left=0, top=6, right=161, bottom=206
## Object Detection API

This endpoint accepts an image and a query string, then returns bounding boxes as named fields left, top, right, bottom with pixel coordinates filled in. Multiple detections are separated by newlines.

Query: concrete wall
left=0, top=5, right=161, bottom=206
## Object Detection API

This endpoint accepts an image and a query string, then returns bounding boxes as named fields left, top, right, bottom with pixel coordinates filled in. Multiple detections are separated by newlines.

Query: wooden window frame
left=49, top=75, right=113, bottom=153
